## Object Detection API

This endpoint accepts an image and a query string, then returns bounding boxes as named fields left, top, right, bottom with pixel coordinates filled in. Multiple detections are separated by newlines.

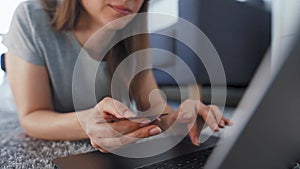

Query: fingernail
left=183, top=112, right=193, bottom=120
left=139, top=119, right=152, bottom=127
left=149, top=127, right=162, bottom=136
left=194, top=136, right=200, bottom=146
left=228, top=121, right=234, bottom=126
left=220, top=120, right=225, bottom=127
left=214, top=123, right=219, bottom=131
left=124, top=110, right=135, bottom=118
left=154, top=118, right=161, bottom=123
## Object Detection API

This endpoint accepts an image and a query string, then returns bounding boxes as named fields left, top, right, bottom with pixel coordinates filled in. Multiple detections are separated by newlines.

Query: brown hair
left=40, top=0, right=150, bottom=107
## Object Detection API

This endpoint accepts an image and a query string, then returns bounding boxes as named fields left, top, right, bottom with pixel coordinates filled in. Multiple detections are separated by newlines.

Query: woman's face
left=80, top=0, right=145, bottom=29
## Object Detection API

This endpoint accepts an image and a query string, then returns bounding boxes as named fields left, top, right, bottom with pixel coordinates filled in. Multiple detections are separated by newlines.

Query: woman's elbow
left=18, top=115, right=38, bottom=138
left=18, top=113, right=48, bottom=140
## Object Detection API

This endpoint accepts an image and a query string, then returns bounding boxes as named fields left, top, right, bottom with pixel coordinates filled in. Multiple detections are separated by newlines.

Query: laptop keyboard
left=137, top=147, right=214, bottom=169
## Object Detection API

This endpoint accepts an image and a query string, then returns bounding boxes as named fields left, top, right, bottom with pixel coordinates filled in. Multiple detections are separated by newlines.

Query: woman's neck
left=73, top=9, right=116, bottom=60
left=73, top=9, right=103, bottom=46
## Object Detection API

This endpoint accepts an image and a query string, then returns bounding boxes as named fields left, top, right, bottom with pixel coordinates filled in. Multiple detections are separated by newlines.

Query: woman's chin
left=105, top=15, right=135, bottom=30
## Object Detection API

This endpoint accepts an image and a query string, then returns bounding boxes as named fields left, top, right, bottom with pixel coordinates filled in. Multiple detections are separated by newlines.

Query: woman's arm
left=6, top=52, right=162, bottom=148
left=6, top=51, right=89, bottom=140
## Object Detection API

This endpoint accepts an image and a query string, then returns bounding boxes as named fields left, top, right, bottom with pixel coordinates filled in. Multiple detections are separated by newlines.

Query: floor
left=0, top=75, right=16, bottom=113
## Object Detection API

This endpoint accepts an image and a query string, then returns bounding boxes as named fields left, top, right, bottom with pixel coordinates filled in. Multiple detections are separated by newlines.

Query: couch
left=150, top=0, right=271, bottom=105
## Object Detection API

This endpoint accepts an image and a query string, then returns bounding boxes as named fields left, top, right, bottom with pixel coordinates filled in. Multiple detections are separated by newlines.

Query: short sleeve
left=2, top=2, right=45, bottom=66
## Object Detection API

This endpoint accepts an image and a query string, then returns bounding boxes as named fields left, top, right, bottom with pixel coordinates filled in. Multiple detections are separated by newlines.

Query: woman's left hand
left=163, top=99, right=233, bottom=146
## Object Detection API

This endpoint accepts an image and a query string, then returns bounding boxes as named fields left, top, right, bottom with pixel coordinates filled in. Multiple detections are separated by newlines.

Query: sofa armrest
left=150, top=25, right=176, bottom=68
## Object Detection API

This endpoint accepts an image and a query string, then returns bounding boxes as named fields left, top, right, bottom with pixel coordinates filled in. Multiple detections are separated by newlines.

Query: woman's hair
left=40, top=0, right=150, bottom=109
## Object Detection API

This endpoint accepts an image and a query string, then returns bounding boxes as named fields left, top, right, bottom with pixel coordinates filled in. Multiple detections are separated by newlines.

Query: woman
left=3, top=0, right=232, bottom=153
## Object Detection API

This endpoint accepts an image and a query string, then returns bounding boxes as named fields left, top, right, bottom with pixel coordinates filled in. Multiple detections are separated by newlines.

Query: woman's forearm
left=20, top=109, right=90, bottom=141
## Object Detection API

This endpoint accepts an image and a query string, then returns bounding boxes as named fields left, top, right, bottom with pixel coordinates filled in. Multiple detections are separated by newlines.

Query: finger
left=88, top=117, right=153, bottom=138
left=97, top=148, right=109, bottom=153
left=91, top=139, right=109, bottom=153
left=108, top=118, right=152, bottom=136
left=90, top=139, right=109, bottom=153
left=223, top=117, right=233, bottom=126
left=97, top=125, right=162, bottom=151
left=126, top=125, right=162, bottom=139
left=97, top=97, right=136, bottom=118
left=199, top=106, right=220, bottom=132
left=218, top=120, right=226, bottom=128
left=209, top=105, right=222, bottom=122
left=209, top=105, right=225, bottom=128
left=177, top=110, right=197, bottom=124
left=209, top=105, right=233, bottom=127
left=103, top=112, right=116, bottom=119
left=90, top=139, right=101, bottom=149
left=102, top=112, right=117, bottom=123
left=177, top=100, right=198, bottom=123
left=188, top=120, right=200, bottom=146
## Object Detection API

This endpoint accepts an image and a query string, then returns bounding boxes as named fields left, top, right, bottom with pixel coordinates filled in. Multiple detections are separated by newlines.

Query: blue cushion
left=1, top=53, right=5, bottom=72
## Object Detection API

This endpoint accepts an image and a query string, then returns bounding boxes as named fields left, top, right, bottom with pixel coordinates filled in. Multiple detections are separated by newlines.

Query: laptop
left=53, top=31, right=300, bottom=169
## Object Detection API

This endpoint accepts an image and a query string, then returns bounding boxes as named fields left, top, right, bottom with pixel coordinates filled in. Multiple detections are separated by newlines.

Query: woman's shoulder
left=18, top=0, right=44, bottom=10
left=14, top=0, right=50, bottom=29
left=16, top=0, right=45, bottom=16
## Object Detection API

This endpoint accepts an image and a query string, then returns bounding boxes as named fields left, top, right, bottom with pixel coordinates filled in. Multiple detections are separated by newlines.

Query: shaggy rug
left=0, top=112, right=95, bottom=169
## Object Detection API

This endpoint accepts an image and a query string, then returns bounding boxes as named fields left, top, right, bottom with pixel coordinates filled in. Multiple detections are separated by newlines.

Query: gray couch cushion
left=150, top=25, right=176, bottom=68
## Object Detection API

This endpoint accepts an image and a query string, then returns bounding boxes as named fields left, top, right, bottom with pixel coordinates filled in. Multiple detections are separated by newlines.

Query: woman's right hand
left=77, top=97, right=162, bottom=153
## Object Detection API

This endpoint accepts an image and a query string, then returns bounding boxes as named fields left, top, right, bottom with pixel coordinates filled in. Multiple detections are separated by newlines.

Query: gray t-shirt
left=2, top=1, right=112, bottom=112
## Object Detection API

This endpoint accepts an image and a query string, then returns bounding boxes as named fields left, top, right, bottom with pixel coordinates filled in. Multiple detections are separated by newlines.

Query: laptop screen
left=205, top=1, right=300, bottom=167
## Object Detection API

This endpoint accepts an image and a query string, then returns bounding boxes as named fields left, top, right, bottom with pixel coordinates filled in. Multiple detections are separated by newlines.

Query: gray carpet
left=0, top=77, right=17, bottom=113
left=0, top=112, right=95, bottom=169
